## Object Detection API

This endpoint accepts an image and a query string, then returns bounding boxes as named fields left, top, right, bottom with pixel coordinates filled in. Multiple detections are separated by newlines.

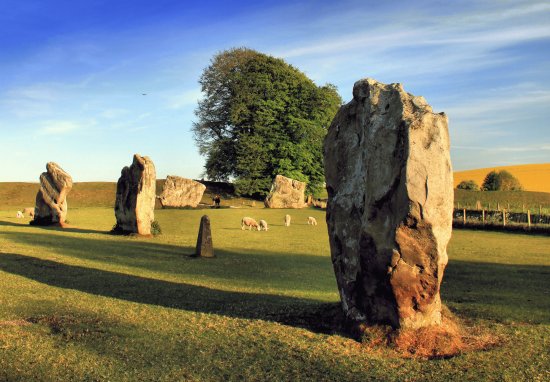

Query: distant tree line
left=456, top=170, right=523, bottom=191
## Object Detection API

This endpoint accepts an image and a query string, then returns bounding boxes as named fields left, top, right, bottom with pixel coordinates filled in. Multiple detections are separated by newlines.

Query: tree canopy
left=482, top=170, right=523, bottom=191
left=193, top=47, right=342, bottom=196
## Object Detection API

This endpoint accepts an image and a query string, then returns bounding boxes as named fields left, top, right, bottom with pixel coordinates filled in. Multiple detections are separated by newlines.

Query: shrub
left=456, top=180, right=480, bottom=191
left=151, top=220, right=162, bottom=236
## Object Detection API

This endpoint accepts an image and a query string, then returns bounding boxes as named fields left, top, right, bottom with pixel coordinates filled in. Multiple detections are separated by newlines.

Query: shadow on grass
left=0, top=231, right=336, bottom=293
left=0, top=252, right=342, bottom=335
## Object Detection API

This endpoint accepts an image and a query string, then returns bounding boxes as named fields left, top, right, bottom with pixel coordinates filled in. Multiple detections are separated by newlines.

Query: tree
left=456, top=180, right=480, bottom=191
left=482, top=170, right=522, bottom=191
left=193, top=47, right=342, bottom=196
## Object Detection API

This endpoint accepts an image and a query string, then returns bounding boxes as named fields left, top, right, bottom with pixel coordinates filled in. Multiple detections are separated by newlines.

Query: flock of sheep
left=241, top=214, right=317, bottom=231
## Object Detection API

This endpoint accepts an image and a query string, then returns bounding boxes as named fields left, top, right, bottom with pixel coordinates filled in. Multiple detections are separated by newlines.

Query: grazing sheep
left=259, top=219, right=268, bottom=231
left=307, top=216, right=318, bottom=226
left=23, top=207, right=34, bottom=217
left=241, top=217, right=259, bottom=230
left=16, top=211, right=24, bottom=218
left=284, top=214, right=291, bottom=227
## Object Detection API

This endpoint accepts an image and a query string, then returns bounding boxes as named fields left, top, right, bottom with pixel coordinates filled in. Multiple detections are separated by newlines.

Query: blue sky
left=1, top=0, right=549, bottom=182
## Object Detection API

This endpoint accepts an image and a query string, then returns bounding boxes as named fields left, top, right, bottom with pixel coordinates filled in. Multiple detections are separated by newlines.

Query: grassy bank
left=0, top=207, right=548, bottom=381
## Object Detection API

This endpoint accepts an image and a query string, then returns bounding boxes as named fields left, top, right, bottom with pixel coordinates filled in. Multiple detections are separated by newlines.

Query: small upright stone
left=113, top=154, right=156, bottom=235
left=324, top=78, right=453, bottom=330
left=264, top=175, right=307, bottom=209
left=158, top=176, right=206, bottom=208
left=31, top=162, right=73, bottom=226
left=195, top=215, right=214, bottom=258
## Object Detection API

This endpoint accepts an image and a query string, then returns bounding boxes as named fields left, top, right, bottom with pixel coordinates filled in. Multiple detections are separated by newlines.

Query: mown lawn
left=0, top=207, right=548, bottom=381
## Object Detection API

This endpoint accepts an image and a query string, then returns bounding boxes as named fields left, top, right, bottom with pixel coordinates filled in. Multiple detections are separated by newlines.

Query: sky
left=1, top=0, right=549, bottom=182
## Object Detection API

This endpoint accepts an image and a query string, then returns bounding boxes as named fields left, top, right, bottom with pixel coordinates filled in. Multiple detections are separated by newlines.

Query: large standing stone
left=264, top=175, right=307, bottom=209
left=31, top=162, right=73, bottom=226
left=158, top=176, right=206, bottom=208
left=195, top=215, right=214, bottom=258
left=114, top=154, right=156, bottom=235
left=324, top=78, right=453, bottom=329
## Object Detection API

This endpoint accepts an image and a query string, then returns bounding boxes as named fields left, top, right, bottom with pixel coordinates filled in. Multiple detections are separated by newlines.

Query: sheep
left=307, top=216, right=318, bottom=226
left=258, top=219, right=268, bottom=231
left=16, top=211, right=24, bottom=218
left=23, top=207, right=34, bottom=217
left=284, top=214, right=291, bottom=227
left=241, top=217, right=259, bottom=230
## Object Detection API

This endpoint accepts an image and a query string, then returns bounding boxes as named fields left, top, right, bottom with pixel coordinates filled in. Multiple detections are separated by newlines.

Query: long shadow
left=0, top=219, right=107, bottom=235
left=0, top=252, right=342, bottom=334
left=0, top=231, right=335, bottom=291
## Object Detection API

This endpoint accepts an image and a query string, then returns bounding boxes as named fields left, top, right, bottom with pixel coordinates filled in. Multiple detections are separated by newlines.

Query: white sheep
left=241, top=217, right=259, bottom=230
left=258, top=219, right=268, bottom=231
left=284, top=214, right=291, bottom=227
left=16, top=211, right=24, bottom=218
left=307, top=216, right=318, bottom=226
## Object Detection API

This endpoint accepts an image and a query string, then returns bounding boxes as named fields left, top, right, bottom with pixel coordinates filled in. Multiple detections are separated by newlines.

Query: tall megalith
left=324, top=78, right=453, bottom=329
left=114, top=154, right=156, bottom=235
left=31, top=162, right=73, bottom=226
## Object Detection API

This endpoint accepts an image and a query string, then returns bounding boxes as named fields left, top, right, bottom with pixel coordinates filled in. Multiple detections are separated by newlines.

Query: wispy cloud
left=36, top=120, right=93, bottom=136
left=168, top=88, right=202, bottom=109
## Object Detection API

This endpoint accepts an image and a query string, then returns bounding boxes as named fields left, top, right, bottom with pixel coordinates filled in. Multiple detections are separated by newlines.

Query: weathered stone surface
left=114, top=154, right=156, bottom=235
left=31, top=162, right=73, bottom=226
left=324, top=78, right=453, bottom=329
left=264, top=175, right=307, bottom=209
left=195, top=215, right=214, bottom=258
left=159, top=176, right=206, bottom=208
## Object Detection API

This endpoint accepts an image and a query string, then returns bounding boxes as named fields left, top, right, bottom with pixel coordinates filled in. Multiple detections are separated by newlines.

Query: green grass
left=0, top=207, right=549, bottom=381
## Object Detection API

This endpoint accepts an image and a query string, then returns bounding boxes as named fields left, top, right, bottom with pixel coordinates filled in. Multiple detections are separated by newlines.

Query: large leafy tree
left=193, top=47, right=342, bottom=196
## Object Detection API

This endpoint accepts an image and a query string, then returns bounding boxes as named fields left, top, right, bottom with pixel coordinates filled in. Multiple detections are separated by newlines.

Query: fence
left=453, top=208, right=550, bottom=234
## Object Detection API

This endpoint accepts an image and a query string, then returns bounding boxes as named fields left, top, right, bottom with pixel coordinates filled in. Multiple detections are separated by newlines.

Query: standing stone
left=264, top=175, right=307, bottom=209
left=158, top=176, right=206, bottom=208
left=195, top=215, right=214, bottom=258
left=31, top=162, right=73, bottom=226
left=114, top=154, right=156, bottom=235
left=324, top=78, right=453, bottom=329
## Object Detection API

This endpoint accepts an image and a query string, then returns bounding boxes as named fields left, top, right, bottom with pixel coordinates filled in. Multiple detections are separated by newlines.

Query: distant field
left=454, top=163, right=550, bottom=193
left=0, top=180, right=257, bottom=211
left=454, top=189, right=550, bottom=213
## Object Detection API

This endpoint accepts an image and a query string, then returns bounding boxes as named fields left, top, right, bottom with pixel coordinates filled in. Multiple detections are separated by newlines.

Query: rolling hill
left=454, top=163, right=550, bottom=193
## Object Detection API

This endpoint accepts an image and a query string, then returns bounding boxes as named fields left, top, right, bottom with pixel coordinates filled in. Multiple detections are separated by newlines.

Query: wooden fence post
left=497, top=202, right=500, bottom=211
left=482, top=209, right=485, bottom=224
left=540, top=205, right=543, bottom=216
left=463, top=209, right=466, bottom=225
left=502, top=209, right=506, bottom=227
left=527, top=210, right=531, bottom=228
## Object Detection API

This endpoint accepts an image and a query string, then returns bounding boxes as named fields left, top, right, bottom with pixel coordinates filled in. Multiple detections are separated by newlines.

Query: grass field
left=0, top=207, right=548, bottom=381
left=454, top=163, right=550, bottom=193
